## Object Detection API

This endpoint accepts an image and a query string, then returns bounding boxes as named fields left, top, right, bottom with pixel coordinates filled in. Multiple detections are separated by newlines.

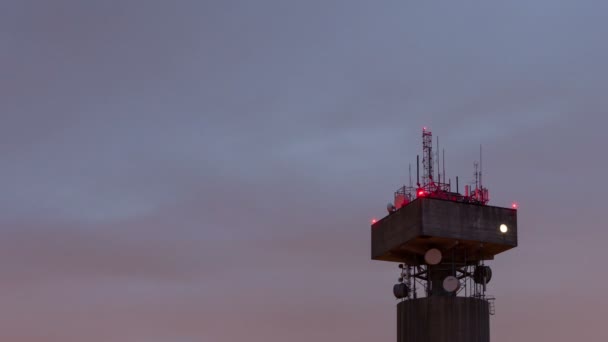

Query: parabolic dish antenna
left=443, top=276, right=460, bottom=292
left=424, top=248, right=442, bottom=265
left=393, top=283, right=409, bottom=299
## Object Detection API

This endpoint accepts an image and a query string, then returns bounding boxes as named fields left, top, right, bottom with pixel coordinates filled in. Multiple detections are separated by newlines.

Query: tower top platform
left=371, top=197, right=517, bottom=265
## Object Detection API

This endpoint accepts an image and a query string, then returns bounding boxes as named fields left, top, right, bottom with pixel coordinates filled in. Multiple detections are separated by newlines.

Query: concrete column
left=428, top=265, right=454, bottom=297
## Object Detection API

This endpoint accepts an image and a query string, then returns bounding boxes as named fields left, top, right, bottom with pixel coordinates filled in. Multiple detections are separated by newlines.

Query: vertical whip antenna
left=416, top=155, right=420, bottom=187
left=474, top=162, right=479, bottom=192
left=409, top=164, right=412, bottom=188
left=436, top=136, right=440, bottom=183
left=479, top=145, right=483, bottom=190
left=443, top=149, right=446, bottom=185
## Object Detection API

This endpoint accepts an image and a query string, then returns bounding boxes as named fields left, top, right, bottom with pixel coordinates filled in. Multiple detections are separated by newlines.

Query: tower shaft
left=398, top=297, right=490, bottom=342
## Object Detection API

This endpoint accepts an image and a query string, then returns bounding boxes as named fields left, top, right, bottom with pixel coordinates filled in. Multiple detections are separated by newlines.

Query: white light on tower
left=499, top=224, right=508, bottom=234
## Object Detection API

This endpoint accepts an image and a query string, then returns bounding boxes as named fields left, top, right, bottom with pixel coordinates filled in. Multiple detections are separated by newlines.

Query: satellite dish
left=443, top=276, right=460, bottom=292
left=473, top=266, right=492, bottom=284
left=424, top=248, right=442, bottom=265
left=393, top=283, right=410, bottom=299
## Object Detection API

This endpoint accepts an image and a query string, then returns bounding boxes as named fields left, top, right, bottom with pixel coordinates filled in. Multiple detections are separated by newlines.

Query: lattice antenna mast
left=422, top=128, right=434, bottom=186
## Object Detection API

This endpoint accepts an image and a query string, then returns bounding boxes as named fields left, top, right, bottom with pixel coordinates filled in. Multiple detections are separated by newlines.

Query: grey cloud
left=1, top=0, right=607, bottom=341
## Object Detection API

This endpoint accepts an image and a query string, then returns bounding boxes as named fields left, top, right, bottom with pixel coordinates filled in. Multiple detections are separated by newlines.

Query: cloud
left=1, top=0, right=607, bottom=341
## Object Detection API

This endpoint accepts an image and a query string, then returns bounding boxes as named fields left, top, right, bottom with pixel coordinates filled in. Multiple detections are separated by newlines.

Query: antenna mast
left=474, top=162, right=479, bottom=192
left=479, top=145, right=483, bottom=190
left=409, top=164, right=412, bottom=188
left=443, top=149, right=446, bottom=185
left=436, top=136, right=440, bottom=183
left=422, top=128, right=434, bottom=186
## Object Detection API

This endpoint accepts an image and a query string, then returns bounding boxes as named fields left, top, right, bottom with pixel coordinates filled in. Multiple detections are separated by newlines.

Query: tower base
left=397, top=297, right=489, bottom=342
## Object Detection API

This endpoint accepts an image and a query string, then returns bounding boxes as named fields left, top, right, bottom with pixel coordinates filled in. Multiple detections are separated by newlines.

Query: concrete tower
left=372, top=128, right=518, bottom=342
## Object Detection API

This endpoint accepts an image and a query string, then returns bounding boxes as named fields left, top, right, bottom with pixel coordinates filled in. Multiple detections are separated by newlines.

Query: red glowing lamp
left=511, top=202, right=519, bottom=209
left=371, top=218, right=377, bottom=224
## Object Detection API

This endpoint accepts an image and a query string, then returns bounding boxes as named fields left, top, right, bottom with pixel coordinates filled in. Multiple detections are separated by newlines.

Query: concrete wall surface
left=397, top=297, right=490, bottom=342
left=372, top=198, right=517, bottom=263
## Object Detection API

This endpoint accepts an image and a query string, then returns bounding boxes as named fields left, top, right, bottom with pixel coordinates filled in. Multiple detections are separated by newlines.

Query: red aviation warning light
left=511, top=202, right=519, bottom=210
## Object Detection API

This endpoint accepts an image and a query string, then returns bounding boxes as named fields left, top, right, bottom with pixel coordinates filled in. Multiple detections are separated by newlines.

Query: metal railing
left=486, top=296, right=496, bottom=315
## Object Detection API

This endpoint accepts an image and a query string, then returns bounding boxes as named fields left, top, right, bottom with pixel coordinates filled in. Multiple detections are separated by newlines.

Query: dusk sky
left=2, top=1, right=608, bottom=341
